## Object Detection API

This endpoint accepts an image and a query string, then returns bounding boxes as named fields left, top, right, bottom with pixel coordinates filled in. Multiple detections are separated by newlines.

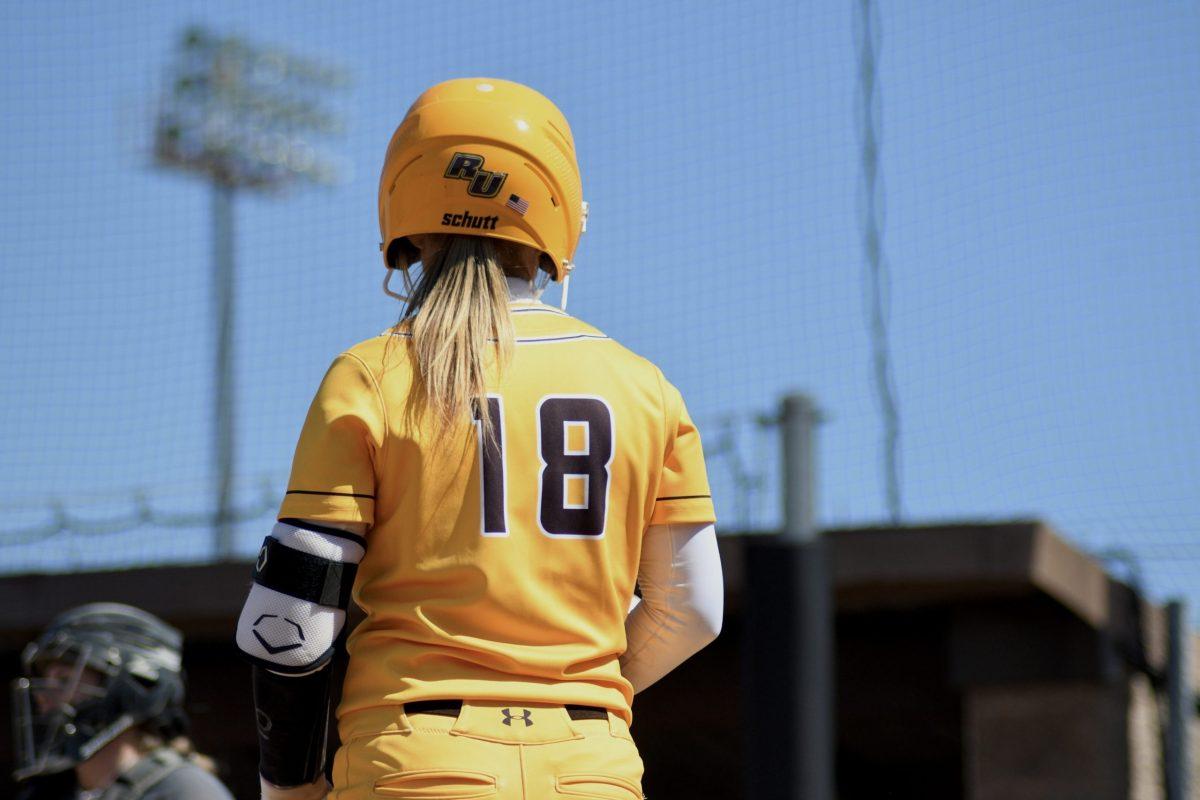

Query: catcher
left=237, top=78, right=724, bottom=800
left=12, top=602, right=234, bottom=800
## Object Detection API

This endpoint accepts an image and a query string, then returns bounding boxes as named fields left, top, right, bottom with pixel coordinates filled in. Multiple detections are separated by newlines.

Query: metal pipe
left=781, top=393, right=822, bottom=543
left=782, top=392, right=832, bottom=800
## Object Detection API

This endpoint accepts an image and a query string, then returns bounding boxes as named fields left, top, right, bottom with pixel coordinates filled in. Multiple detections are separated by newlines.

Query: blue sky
left=1, top=1, right=1197, bottom=606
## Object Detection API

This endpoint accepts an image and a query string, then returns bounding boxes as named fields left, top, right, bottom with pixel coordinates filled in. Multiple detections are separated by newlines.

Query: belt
left=404, top=699, right=609, bottom=721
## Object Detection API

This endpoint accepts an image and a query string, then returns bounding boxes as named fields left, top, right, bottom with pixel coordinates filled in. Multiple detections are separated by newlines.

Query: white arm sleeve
left=621, top=522, right=724, bottom=694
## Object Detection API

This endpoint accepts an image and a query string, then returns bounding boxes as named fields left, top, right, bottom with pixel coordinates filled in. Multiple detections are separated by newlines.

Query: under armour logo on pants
left=501, top=708, right=533, bottom=727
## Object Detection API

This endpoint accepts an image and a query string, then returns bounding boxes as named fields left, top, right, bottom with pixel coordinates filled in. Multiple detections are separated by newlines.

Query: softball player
left=237, top=78, right=723, bottom=800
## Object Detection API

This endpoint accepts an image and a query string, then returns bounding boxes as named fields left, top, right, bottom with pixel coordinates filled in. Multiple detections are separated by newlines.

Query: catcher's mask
left=11, top=603, right=187, bottom=781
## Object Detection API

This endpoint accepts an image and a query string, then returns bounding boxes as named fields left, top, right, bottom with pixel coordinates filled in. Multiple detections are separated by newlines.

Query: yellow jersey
left=277, top=302, right=715, bottom=735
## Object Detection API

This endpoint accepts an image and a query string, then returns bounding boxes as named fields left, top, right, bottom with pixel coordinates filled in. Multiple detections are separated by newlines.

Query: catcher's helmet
left=378, top=78, right=587, bottom=281
left=11, top=603, right=187, bottom=780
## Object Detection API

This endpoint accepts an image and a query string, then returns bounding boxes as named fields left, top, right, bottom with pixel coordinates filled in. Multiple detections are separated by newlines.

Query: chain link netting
left=1, top=2, right=1197, bottom=612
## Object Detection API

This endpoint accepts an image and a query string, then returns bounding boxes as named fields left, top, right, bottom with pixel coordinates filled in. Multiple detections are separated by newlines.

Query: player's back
left=281, top=302, right=712, bottom=737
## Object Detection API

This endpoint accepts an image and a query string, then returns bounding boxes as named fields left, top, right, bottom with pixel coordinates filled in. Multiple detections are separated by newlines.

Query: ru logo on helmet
left=444, top=152, right=508, bottom=198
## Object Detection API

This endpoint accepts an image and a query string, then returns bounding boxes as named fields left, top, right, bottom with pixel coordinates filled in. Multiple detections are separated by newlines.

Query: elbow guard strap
left=253, top=535, right=358, bottom=610
left=236, top=521, right=365, bottom=675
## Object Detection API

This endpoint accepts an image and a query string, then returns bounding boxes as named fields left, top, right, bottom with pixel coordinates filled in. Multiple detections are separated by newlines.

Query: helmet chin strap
left=530, top=270, right=552, bottom=302
left=557, top=262, right=575, bottom=312
left=559, top=201, right=586, bottom=311
left=559, top=273, right=571, bottom=312
left=382, top=266, right=414, bottom=303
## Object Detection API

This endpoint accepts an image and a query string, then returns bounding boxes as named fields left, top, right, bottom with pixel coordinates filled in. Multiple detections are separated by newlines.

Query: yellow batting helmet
left=378, top=78, right=587, bottom=282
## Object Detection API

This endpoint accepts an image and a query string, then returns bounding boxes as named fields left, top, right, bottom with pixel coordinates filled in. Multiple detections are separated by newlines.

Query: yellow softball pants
left=330, top=701, right=645, bottom=800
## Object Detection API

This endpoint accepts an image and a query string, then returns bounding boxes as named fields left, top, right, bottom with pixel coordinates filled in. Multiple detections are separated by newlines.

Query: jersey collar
left=505, top=274, right=543, bottom=305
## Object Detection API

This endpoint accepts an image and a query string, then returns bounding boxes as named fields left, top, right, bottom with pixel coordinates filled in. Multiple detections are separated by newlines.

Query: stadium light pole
left=153, top=26, right=348, bottom=560
left=212, top=178, right=235, bottom=562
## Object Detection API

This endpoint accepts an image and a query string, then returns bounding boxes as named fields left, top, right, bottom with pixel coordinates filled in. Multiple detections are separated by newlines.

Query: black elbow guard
left=253, top=663, right=336, bottom=788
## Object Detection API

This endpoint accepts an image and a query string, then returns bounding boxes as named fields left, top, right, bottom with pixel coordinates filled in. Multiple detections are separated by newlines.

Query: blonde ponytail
left=399, top=236, right=515, bottom=444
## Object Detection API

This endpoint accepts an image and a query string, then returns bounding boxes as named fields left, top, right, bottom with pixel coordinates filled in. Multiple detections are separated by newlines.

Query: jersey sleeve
left=277, top=353, right=385, bottom=526
left=649, top=375, right=716, bottom=526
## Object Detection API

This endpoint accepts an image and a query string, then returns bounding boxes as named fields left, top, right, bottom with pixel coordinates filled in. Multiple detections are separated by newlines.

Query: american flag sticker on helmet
left=505, top=194, right=530, bottom=216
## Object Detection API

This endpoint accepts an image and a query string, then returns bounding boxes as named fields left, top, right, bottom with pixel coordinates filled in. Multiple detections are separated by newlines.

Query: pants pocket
left=555, top=773, right=643, bottom=800
left=373, top=768, right=498, bottom=799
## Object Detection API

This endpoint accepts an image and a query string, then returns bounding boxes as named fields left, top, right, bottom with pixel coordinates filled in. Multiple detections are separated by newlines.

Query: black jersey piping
left=387, top=332, right=608, bottom=344
left=510, top=306, right=568, bottom=316
left=285, top=489, right=375, bottom=500
left=515, top=333, right=610, bottom=344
